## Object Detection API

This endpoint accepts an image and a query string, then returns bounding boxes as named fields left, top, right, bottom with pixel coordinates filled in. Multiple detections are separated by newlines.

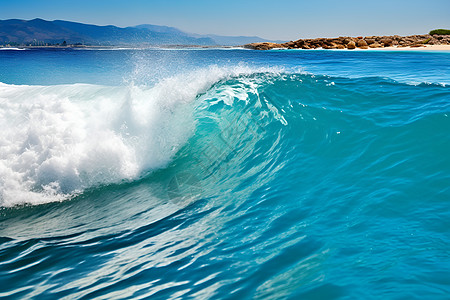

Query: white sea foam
left=0, top=47, right=26, bottom=51
left=0, top=66, right=279, bottom=207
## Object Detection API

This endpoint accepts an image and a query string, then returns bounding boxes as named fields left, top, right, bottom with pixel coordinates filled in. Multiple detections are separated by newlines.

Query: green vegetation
left=429, top=29, right=450, bottom=35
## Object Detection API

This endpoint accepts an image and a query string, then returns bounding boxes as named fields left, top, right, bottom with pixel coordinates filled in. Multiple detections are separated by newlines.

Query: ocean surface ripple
left=1, top=49, right=450, bottom=299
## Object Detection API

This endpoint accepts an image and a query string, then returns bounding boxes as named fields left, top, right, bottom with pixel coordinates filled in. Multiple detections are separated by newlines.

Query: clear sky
left=1, top=0, right=449, bottom=40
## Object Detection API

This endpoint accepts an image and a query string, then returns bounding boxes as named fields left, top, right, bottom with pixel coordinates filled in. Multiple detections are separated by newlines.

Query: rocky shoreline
left=244, top=34, right=450, bottom=50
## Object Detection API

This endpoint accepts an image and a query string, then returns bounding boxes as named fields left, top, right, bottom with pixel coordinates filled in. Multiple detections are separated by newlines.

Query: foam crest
left=0, top=66, right=284, bottom=207
left=0, top=84, right=178, bottom=206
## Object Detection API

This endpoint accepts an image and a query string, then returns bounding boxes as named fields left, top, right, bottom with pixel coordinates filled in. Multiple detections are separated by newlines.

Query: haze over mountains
left=0, top=18, right=280, bottom=46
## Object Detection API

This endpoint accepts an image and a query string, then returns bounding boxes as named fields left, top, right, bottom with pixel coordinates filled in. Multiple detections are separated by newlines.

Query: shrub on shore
left=429, top=29, right=450, bottom=35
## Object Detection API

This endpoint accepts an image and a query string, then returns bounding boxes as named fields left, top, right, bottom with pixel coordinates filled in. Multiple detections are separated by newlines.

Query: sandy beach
left=371, top=45, right=450, bottom=51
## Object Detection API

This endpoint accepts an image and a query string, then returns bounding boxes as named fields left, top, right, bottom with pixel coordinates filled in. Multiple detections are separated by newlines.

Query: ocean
left=1, top=47, right=449, bottom=299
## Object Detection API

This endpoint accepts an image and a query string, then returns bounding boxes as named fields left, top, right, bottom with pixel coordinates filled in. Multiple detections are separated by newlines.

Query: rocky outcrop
left=369, top=42, right=382, bottom=48
left=347, top=41, right=356, bottom=49
left=244, top=34, right=450, bottom=50
left=356, top=39, right=368, bottom=47
left=244, top=42, right=283, bottom=50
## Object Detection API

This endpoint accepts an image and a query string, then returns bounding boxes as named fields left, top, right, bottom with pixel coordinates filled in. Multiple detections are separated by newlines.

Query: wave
left=0, top=66, right=282, bottom=207
left=75, top=47, right=250, bottom=51
left=1, top=67, right=449, bottom=207
left=0, top=48, right=26, bottom=51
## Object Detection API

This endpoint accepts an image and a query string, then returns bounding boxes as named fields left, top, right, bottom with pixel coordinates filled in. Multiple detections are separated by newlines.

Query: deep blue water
left=0, top=48, right=449, bottom=299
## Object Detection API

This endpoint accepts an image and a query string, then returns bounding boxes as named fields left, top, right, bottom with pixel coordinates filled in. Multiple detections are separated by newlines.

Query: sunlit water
left=1, top=48, right=449, bottom=299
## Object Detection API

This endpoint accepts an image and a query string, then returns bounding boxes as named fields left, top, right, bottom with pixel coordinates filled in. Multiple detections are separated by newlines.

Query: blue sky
left=1, top=0, right=449, bottom=40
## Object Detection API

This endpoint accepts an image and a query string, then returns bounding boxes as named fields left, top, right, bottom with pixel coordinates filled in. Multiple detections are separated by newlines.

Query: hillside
left=0, top=19, right=214, bottom=46
left=0, top=19, right=278, bottom=46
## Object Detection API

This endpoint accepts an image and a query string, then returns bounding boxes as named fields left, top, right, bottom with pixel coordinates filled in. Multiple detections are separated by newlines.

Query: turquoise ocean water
left=0, top=48, right=449, bottom=299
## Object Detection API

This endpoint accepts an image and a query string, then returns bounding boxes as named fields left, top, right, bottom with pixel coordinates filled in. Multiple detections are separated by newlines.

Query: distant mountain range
left=0, top=18, right=282, bottom=46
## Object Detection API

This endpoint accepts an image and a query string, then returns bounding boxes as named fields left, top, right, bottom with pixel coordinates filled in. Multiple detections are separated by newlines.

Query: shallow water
left=1, top=48, right=449, bottom=299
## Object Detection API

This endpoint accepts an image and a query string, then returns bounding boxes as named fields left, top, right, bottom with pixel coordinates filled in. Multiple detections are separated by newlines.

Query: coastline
left=0, top=44, right=241, bottom=50
left=365, top=45, right=450, bottom=51
left=275, top=45, right=450, bottom=51
left=245, top=34, right=450, bottom=51
left=2, top=44, right=450, bottom=52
